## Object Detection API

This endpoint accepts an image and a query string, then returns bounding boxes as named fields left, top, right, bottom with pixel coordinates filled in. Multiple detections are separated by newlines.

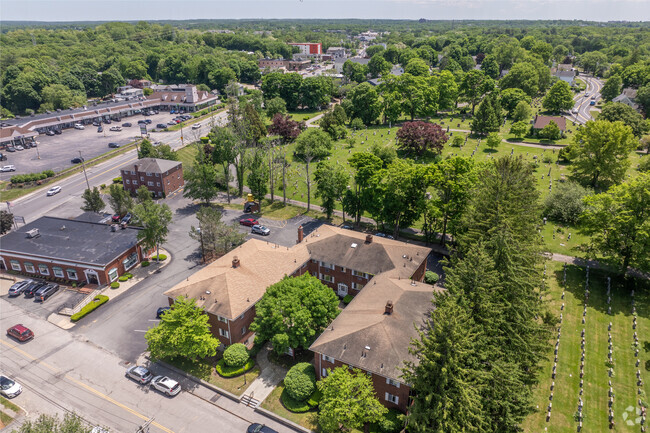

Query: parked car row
left=125, top=366, right=182, bottom=396
left=4, top=142, right=38, bottom=152
left=8, top=279, right=60, bottom=302
left=239, top=218, right=271, bottom=236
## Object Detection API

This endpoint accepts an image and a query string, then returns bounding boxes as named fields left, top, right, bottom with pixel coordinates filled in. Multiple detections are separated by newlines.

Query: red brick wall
left=313, top=352, right=410, bottom=413
left=412, top=257, right=428, bottom=282
left=304, top=260, right=371, bottom=297
left=162, top=164, right=184, bottom=196
left=121, top=164, right=183, bottom=198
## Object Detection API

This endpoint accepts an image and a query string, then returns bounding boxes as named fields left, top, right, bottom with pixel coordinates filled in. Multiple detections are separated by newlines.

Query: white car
left=14, top=145, right=24, bottom=151
left=150, top=376, right=181, bottom=396
left=74, top=124, right=85, bottom=130
left=0, top=375, right=22, bottom=398
left=571, top=108, right=579, bottom=114
left=585, top=92, right=590, bottom=97
left=251, top=224, right=271, bottom=236
left=46, top=186, right=62, bottom=196
left=109, top=126, right=122, bottom=132
left=1, top=165, right=16, bottom=172
left=192, top=123, right=201, bottom=130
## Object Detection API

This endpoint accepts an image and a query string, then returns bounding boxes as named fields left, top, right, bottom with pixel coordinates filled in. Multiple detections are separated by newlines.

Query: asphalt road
left=569, top=75, right=603, bottom=125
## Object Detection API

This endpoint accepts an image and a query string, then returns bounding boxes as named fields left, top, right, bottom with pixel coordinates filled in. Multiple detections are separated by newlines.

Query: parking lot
left=0, top=111, right=184, bottom=177
left=0, top=276, right=86, bottom=320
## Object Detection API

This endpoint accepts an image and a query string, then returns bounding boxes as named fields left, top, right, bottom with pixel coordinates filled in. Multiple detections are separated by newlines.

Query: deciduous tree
left=268, top=114, right=302, bottom=142
left=510, top=121, right=529, bottom=139
left=0, top=210, right=14, bottom=235
left=210, top=127, right=237, bottom=203
left=314, top=161, right=349, bottom=219
left=107, top=184, right=133, bottom=216
left=601, top=75, right=622, bottom=102
left=542, top=81, right=574, bottom=113
left=133, top=198, right=172, bottom=261
left=459, top=70, right=495, bottom=114
left=599, top=102, right=648, bottom=137
left=13, top=413, right=95, bottom=433
left=396, top=121, right=448, bottom=156
left=81, top=187, right=105, bottom=213
left=247, top=149, right=269, bottom=211
left=295, top=129, right=332, bottom=211
left=184, top=146, right=218, bottom=204
left=189, top=206, right=245, bottom=261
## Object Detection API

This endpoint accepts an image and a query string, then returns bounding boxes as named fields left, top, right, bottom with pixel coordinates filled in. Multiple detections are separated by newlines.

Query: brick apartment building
left=0, top=215, right=144, bottom=286
left=120, top=158, right=183, bottom=198
left=164, top=225, right=434, bottom=412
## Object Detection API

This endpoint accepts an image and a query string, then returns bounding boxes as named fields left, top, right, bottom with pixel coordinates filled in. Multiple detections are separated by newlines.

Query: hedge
left=112, top=177, right=123, bottom=184
left=110, top=282, right=120, bottom=288
left=376, top=409, right=406, bottom=433
left=152, top=254, right=167, bottom=261
left=10, top=170, right=54, bottom=184
left=223, top=343, right=249, bottom=368
left=306, top=389, right=322, bottom=408
left=284, top=362, right=316, bottom=401
left=71, top=295, right=109, bottom=322
left=215, top=358, right=255, bottom=378
left=125, top=273, right=133, bottom=279
left=343, top=294, right=353, bottom=304
left=141, top=261, right=150, bottom=267
left=118, top=276, right=128, bottom=282
left=280, top=388, right=311, bottom=413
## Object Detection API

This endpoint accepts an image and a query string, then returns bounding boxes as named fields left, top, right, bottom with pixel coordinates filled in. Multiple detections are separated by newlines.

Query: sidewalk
left=240, top=343, right=287, bottom=406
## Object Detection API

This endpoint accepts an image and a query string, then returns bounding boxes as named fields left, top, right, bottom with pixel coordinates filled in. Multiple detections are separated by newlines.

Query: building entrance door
left=337, top=283, right=348, bottom=297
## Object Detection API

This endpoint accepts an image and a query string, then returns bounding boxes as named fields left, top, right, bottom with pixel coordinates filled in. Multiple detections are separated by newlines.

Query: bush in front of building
left=342, top=294, right=353, bottom=304
left=222, top=343, right=249, bottom=368
left=152, top=254, right=167, bottom=261
left=307, top=389, right=322, bottom=408
left=424, top=271, right=439, bottom=284
left=70, top=295, right=109, bottom=322
left=281, top=386, right=312, bottom=413
left=215, top=358, right=255, bottom=378
left=112, top=177, right=122, bottom=184
left=375, top=408, right=405, bottom=433
left=141, top=261, right=150, bottom=267
left=284, top=362, right=316, bottom=402
left=110, top=282, right=120, bottom=289
left=118, top=275, right=128, bottom=282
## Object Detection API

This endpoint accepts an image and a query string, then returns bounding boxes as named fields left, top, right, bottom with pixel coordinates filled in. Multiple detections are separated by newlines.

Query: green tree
left=347, top=82, right=382, bottom=125
left=542, top=81, right=574, bottom=113
left=210, top=127, right=238, bottom=203
left=81, top=187, right=105, bottom=213
left=511, top=100, right=533, bottom=122
left=250, top=274, right=340, bottom=353
left=471, top=94, right=500, bottom=136
left=314, top=161, right=349, bottom=219
left=317, top=367, right=387, bottom=433
left=345, top=152, right=383, bottom=225
left=601, top=75, right=623, bottom=102
left=435, top=70, right=459, bottom=111
left=636, top=84, right=650, bottom=115
left=136, top=185, right=154, bottom=204
left=480, top=55, right=500, bottom=79
left=368, top=54, right=392, bottom=78
left=459, top=70, right=495, bottom=114
left=510, top=121, right=529, bottom=139
left=107, top=184, right=133, bottom=216
left=599, top=102, right=648, bottom=137
left=581, top=173, right=650, bottom=272
left=540, top=120, right=562, bottom=140
left=300, top=76, right=333, bottom=110
left=486, top=132, right=501, bottom=149
left=189, top=206, right=245, bottom=261
left=295, top=129, right=333, bottom=211
left=145, top=297, right=220, bottom=361
left=209, top=67, right=237, bottom=93
left=0, top=210, right=13, bottom=235
left=580, top=51, right=608, bottom=76
left=571, top=120, right=638, bottom=188
left=500, top=88, right=532, bottom=117
left=403, top=292, right=486, bottom=433
left=133, top=198, right=172, bottom=261
left=342, top=60, right=368, bottom=84
left=247, top=149, right=269, bottom=211
left=12, top=413, right=95, bottom=433
left=265, top=96, right=287, bottom=119
left=404, top=58, right=430, bottom=77
left=184, top=147, right=218, bottom=204
left=284, top=363, right=316, bottom=401
left=544, top=181, right=591, bottom=225
left=500, top=62, right=540, bottom=97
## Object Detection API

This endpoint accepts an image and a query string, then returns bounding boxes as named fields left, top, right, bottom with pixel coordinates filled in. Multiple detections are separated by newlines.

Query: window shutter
left=385, top=392, right=389, bottom=401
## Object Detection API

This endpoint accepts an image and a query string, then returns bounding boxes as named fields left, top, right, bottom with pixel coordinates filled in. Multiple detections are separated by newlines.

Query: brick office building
left=0, top=216, right=144, bottom=286
left=120, top=158, right=183, bottom=198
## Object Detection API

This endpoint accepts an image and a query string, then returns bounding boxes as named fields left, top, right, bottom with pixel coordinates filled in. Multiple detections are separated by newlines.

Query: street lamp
left=79, top=150, right=91, bottom=191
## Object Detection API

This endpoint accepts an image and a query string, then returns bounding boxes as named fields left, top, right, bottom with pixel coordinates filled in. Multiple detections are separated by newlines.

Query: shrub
left=281, top=387, right=311, bottom=413
left=112, top=177, right=123, bottom=184
left=307, top=389, right=322, bottom=408
left=342, top=294, right=353, bottom=304
left=215, top=357, right=255, bottom=377
left=544, top=181, right=591, bottom=225
left=125, top=273, right=133, bottom=279
left=377, top=409, right=405, bottom=433
left=70, top=295, right=109, bottom=322
left=141, top=261, right=150, bottom=267
left=284, top=362, right=316, bottom=402
left=350, top=118, right=364, bottom=130
left=223, top=343, right=250, bottom=368
left=425, top=271, right=439, bottom=284
left=118, top=275, right=128, bottom=282
left=542, top=154, right=554, bottom=164
left=152, top=254, right=167, bottom=261
left=110, top=282, right=120, bottom=289
left=639, top=157, right=650, bottom=173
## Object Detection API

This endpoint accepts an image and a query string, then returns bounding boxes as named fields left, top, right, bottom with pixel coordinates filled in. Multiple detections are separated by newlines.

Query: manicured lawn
left=260, top=381, right=319, bottom=431
left=176, top=144, right=200, bottom=171
left=0, top=395, right=21, bottom=429
left=287, top=109, right=325, bottom=123
left=521, top=261, right=650, bottom=432
left=166, top=357, right=259, bottom=396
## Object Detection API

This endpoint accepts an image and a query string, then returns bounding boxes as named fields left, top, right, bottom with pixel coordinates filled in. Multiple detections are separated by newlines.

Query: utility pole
left=135, top=417, right=154, bottom=433
left=180, top=122, right=185, bottom=147
left=79, top=151, right=91, bottom=191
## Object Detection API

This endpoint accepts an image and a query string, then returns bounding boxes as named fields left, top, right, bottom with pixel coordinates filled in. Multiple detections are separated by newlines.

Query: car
left=153, top=110, right=159, bottom=115
left=45, top=130, right=55, bottom=136
left=108, top=142, right=120, bottom=148
left=571, top=108, right=579, bottom=114
left=156, top=307, right=171, bottom=319
left=29, top=141, right=37, bottom=148
left=97, top=126, right=103, bottom=133
left=247, top=424, right=278, bottom=433
left=0, top=376, right=22, bottom=398
left=54, top=129, right=62, bottom=135
left=6, top=324, right=34, bottom=342
left=170, top=109, right=176, bottom=114
left=47, top=185, right=62, bottom=196
left=122, top=122, right=132, bottom=127
left=91, top=427, right=109, bottom=433
left=14, top=145, right=24, bottom=151
left=121, top=213, right=132, bottom=224
left=1, top=165, right=16, bottom=172
left=125, top=366, right=153, bottom=384
left=239, top=218, right=258, bottom=227
left=71, top=157, right=84, bottom=164
left=175, top=119, right=181, bottom=124
left=167, top=121, right=176, bottom=126
left=24, top=281, right=47, bottom=298
left=0, top=152, right=5, bottom=161
left=74, top=124, right=85, bottom=130
left=150, top=376, right=181, bottom=396
left=591, top=95, right=596, bottom=100
left=109, top=126, right=122, bottom=132
left=590, top=100, right=596, bottom=106
left=156, top=123, right=168, bottom=129
left=104, top=119, right=112, bottom=124
left=138, top=120, right=146, bottom=124
left=585, top=92, right=590, bottom=97
left=341, top=224, right=353, bottom=230
left=144, top=119, right=152, bottom=124
left=37, top=283, right=60, bottom=302
left=5, top=147, right=15, bottom=152
left=192, top=123, right=201, bottom=130
left=375, top=232, right=395, bottom=240
left=92, top=121, right=101, bottom=127
left=251, top=225, right=270, bottom=236
left=8, top=280, right=33, bottom=297
left=111, top=214, right=123, bottom=223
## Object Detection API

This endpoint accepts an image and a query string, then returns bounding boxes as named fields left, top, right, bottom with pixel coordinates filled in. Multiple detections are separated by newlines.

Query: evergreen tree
left=471, top=94, right=500, bottom=136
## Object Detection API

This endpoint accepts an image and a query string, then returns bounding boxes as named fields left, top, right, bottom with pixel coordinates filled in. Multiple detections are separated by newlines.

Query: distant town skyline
left=2, top=0, right=649, bottom=23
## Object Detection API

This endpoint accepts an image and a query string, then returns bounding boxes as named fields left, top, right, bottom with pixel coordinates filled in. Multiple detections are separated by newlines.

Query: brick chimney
left=297, top=225, right=304, bottom=243
left=232, top=256, right=240, bottom=268
left=366, top=234, right=373, bottom=244
left=385, top=300, right=393, bottom=315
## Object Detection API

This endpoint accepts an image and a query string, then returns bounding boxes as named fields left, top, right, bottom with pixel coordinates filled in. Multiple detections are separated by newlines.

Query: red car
left=7, top=324, right=34, bottom=342
left=239, top=218, right=258, bottom=227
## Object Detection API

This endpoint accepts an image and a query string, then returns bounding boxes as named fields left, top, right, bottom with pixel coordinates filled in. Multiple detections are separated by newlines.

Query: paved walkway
left=241, top=343, right=288, bottom=406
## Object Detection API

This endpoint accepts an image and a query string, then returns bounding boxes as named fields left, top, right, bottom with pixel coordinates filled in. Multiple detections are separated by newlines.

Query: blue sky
left=1, top=0, right=649, bottom=22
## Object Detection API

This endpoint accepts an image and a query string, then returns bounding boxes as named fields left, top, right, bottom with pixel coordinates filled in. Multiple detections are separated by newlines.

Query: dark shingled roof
left=120, top=158, right=181, bottom=174
left=533, top=115, right=566, bottom=131
left=0, top=216, right=141, bottom=267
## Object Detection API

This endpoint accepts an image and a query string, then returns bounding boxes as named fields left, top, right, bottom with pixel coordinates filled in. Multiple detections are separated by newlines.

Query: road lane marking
left=0, top=339, right=175, bottom=433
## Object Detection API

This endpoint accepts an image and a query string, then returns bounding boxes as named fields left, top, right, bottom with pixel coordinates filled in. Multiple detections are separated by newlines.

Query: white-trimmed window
left=140, top=176, right=144, bottom=181
left=340, top=266, right=346, bottom=272
left=219, top=328, right=229, bottom=338
left=123, top=252, right=138, bottom=271
left=352, top=282, right=365, bottom=290
left=147, top=181, right=154, bottom=186
left=322, top=354, right=334, bottom=363
left=156, top=182, right=160, bottom=187
left=386, top=378, right=401, bottom=388
left=385, top=393, right=399, bottom=404
left=146, top=172, right=152, bottom=176
left=132, top=170, right=136, bottom=175
left=321, top=368, right=328, bottom=377
left=167, top=180, right=170, bottom=185
left=126, top=179, right=130, bottom=184
left=108, top=267, right=118, bottom=282
left=217, top=315, right=228, bottom=323
left=352, top=270, right=369, bottom=278
left=52, top=266, right=65, bottom=278
left=38, top=264, right=49, bottom=275
left=133, top=180, right=138, bottom=185
left=67, top=269, right=78, bottom=280
left=24, top=262, right=35, bottom=273
left=241, top=326, right=247, bottom=335
left=320, top=274, right=334, bottom=283
left=319, top=261, right=334, bottom=270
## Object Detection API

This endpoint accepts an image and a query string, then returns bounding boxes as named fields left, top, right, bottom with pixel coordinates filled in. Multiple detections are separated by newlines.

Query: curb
left=156, top=360, right=240, bottom=402
left=254, top=406, right=314, bottom=433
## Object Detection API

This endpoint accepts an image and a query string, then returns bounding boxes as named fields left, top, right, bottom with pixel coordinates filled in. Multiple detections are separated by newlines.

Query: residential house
left=120, top=158, right=183, bottom=198
left=612, top=88, right=640, bottom=110
left=533, top=115, right=567, bottom=132
left=326, top=47, right=347, bottom=59
left=0, top=215, right=144, bottom=286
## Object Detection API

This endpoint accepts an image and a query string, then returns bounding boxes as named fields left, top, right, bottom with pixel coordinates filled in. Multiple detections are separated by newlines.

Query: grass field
left=522, top=261, right=650, bottom=432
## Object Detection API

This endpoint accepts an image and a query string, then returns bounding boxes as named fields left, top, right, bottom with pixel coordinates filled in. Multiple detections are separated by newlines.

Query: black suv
left=156, top=123, right=168, bottom=129
left=24, top=281, right=47, bottom=298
